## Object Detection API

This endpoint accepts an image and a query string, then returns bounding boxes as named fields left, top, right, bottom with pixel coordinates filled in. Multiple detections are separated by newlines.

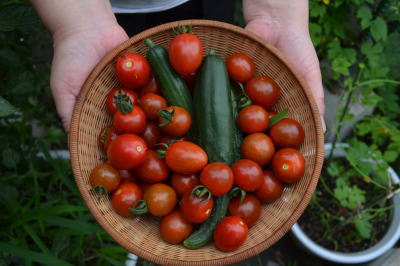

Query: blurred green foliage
left=0, top=1, right=128, bottom=265
left=305, top=0, right=400, bottom=248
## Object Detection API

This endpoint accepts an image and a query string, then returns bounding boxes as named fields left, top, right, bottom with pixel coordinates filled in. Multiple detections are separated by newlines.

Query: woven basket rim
left=69, top=19, right=324, bottom=265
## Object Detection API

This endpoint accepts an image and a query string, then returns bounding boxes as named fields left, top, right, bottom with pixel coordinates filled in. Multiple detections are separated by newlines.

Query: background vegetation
left=0, top=0, right=399, bottom=265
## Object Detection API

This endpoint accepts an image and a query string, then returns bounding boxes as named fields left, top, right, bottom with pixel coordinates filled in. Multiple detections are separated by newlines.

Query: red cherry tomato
left=169, top=33, right=203, bottom=75
left=115, top=52, right=151, bottom=88
left=228, top=194, right=261, bottom=227
left=107, top=134, right=148, bottom=170
left=112, top=182, right=142, bottom=217
left=134, top=150, right=169, bottom=183
left=226, top=53, right=255, bottom=83
left=272, top=148, right=305, bottom=183
left=139, top=93, right=167, bottom=120
left=237, top=105, right=269, bottom=133
left=214, top=216, right=248, bottom=251
left=140, top=121, right=161, bottom=149
left=255, top=170, right=284, bottom=203
left=113, top=105, right=146, bottom=134
left=165, top=141, right=208, bottom=174
left=269, top=118, right=305, bottom=148
left=241, top=133, right=275, bottom=167
left=89, top=162, right=121, bottom=192
left=160, top=210, right=193, bottom=244
left=158, top=106, right=192, bottom=137
left=232, top=159, right=263, bottom=191
left=200, top=162, right=234, bottom=196
left=180, top=192, right=213, bottom=223
left=137, top=76, right=161, bottom=97
left=106, top=87, right=139, bottom=115
left=144, top=183, right=177, bottom=217
left=119, top=169, right=137, bottom=183
left=171, top=173, right=199, bottom=197
left=245, top=76, right=281, bottom=108
left=98, top=125, right=118, bottom=152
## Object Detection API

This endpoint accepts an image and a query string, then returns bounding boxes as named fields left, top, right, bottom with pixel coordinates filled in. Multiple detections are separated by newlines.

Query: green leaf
left=327, top=161, right=343, bottom=177
left=331, top=57, right=352, bottom=78
left=356, top=6, right=372, bottom=29
left=334, top=185, right=366, bottom=209
left=0, top=96, right=17, bottom=117
left=2, top=148, right=20, bottom=169
left=0, top=242, right=72, bottom=266
left=383, top=150, right=398, bottom=163
left=22, top=224, right=51, bottom=254
left=11, top=205, right=87, bottom=229
left=310, top=2, right=327, bottom=18
left=309, top=23, right=322, bottom=45
left=12, top=81, right=34, bottom=95
left=44, top=216, right=105, bottom=234
left=383, top=33, right=400, bottom=78
left=353, top=213, right=373, bottom=239
left=268, top=109, right=288, bottom=128
left=370, top=18, right=387, bottom=42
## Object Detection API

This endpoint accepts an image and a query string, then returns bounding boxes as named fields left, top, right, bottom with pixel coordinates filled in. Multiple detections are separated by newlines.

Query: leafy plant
left=299, top=0, right=400, bottom=252
left=0, top=2, right=128, bottom=265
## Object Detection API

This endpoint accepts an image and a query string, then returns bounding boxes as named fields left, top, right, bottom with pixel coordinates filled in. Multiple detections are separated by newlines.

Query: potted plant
left=291, top=142, right=400, bottom=264
left=290, top=1, right=400, bottom=263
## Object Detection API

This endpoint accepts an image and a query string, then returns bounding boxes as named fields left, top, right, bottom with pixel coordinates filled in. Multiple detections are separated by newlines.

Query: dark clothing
left=116, top=0, right=235, bottom=36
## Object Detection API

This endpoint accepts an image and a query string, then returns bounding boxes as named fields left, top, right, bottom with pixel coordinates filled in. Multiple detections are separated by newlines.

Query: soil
left=298, top=158, right=392, bottom=253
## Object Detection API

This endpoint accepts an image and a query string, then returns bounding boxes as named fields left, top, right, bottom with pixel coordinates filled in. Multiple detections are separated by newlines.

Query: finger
left=50, top=77, right=78, bottom=132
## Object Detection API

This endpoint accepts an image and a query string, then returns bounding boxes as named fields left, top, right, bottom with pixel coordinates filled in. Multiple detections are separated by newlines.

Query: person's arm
left=243, top=0, right=325, bottom=129
left=30, top=0, right=128, bottom=131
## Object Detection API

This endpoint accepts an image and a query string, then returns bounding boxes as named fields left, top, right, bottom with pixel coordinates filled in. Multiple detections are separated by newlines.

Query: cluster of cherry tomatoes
left=89, top=29, right=306, bottom=252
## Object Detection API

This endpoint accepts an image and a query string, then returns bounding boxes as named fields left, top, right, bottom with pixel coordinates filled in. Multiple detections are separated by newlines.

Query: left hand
left=243, top=0, right=325, bottom=130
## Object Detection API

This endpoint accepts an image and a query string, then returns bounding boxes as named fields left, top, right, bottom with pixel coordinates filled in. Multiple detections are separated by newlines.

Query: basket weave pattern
left=69, top=20, right=324, bottom=265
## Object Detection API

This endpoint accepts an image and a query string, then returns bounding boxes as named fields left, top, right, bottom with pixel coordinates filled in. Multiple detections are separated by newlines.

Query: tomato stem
left=158, top=108, right=175, bottom=127
left=144, top=38, right=155, bottom=48
left=237, top=83, right=252, bottom=108
left=155, top=143, right=169, bottom=158
left=129, top=200, right=148, bottom=215
left=173, top=24, right=193, bottom=35
left=114, top=89, right=133, bottom=114
left=268, top=108, right=289, bottom=129
left=191, top=185, right=212, bottom=202
left=92, top=185, right=106, bottom=200
left=228, top=186, right=246, bottom=203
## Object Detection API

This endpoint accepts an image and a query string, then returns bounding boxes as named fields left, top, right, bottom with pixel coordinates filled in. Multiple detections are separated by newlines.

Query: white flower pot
left=291, top=143, right=400, bottom=264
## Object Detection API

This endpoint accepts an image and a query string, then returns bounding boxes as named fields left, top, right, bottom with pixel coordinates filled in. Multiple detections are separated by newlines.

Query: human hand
left=243, top=0, right=325, bottom=130
left=51, top=23, right=128, bottom=131
left=30, top=0, right=129, bottom=132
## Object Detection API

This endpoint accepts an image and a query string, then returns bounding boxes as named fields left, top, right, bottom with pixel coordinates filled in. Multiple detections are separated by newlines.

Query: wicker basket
left=69, top=20, right=324, bottom=265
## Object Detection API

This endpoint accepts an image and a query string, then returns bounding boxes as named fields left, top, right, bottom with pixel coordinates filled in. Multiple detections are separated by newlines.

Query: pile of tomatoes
left=89, top=29, right=306, bottom=252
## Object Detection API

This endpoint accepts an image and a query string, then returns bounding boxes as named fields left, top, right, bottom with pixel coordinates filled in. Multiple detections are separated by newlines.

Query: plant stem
left=330, top=187, right=400, bottom=235
left=357, top=79, right=400, bottom=88
left=327, top=86, right=355, bottom=164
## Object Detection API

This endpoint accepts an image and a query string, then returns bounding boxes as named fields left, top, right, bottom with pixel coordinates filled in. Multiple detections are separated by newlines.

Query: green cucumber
left=183, top=50, right=235, bottom=249
left=192, top=50, right=233, bottom=162
left=144, top=39, right=193, bottom=116
left=183, top=194, right=230, bottom=249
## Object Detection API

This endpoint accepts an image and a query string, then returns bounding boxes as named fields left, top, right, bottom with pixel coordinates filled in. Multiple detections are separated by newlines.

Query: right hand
left=51, top=22, right=128, bottom=132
